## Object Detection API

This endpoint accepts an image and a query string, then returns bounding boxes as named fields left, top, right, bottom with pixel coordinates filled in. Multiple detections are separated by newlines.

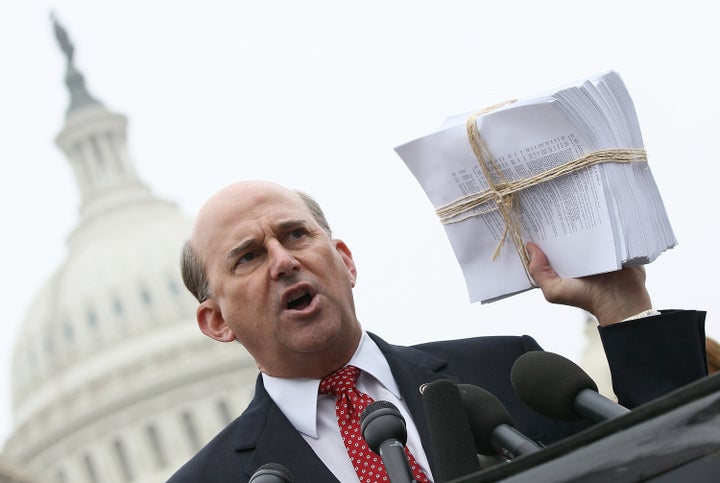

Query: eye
left=236, top=252, right=257, bottom=266
left=289, top=228, right=307, bottom=239
left=282, top=227, right=311, bottom=248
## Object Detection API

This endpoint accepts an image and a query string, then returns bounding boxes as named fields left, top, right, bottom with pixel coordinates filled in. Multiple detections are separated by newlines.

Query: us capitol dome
left=1, top=17, right=256, bottom=483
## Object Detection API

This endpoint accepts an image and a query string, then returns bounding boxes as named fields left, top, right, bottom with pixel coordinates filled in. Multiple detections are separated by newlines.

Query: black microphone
left=249, top=463, right=293, bottom=483
left=421, top=379, right=482, bottom=481
left=360, top=400, right=415, bottom=483
left=456, top=383, right=542, bottom=459
left=511, top=351, right=630, bottom=423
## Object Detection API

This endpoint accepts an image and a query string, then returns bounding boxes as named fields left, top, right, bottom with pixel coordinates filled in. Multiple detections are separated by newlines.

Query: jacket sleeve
left=599, top=309, right=707, bottom=407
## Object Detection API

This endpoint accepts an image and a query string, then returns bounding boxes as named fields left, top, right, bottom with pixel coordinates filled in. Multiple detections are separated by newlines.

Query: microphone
left=360, top=400, right=415, bottom=483
left=456, top=383, right=542, bottom=459
left=511, top=351, right=630, bottom=423
left=420, top=379, right=482, bottom=481
left=249, top=463, right=293, bottom=483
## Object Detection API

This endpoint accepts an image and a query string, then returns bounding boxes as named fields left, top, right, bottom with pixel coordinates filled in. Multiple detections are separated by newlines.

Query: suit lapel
left=243, top=404, right=338, bottom=482
left=368, top=332, right=459, bottom=477
left=233, top=334, right=456, bottom=482
left=230, top=376, right=338, bottom=482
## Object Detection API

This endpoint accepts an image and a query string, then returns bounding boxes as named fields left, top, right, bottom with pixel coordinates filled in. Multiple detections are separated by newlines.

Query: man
left=168, top=180, right=707, bottom=482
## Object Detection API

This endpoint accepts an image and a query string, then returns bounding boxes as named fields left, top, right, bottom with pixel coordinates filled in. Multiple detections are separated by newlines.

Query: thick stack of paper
left=395, top=71, right=676, bottom=303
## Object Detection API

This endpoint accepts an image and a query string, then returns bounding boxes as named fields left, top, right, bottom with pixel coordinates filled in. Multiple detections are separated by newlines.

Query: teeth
left=287, top=291, right=311, bottom=310
left=288, top=290, right=305, bottom=303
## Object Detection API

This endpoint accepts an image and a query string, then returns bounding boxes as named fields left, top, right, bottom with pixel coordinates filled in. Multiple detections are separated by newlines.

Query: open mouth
left=287, top=291, right=313, bottom=310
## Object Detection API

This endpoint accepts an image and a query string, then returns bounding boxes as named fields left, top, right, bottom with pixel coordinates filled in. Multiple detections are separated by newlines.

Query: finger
left=526, top=242, right=559, bottom=288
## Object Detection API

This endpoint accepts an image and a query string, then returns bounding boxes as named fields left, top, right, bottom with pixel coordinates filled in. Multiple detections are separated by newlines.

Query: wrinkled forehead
left=191, top=182, right=310, bottom=253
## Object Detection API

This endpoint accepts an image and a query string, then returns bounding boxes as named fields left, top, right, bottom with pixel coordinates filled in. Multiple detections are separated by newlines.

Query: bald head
left=180, top=180, right=361, bottom=378
left=181, top=181, right=332, bottom=302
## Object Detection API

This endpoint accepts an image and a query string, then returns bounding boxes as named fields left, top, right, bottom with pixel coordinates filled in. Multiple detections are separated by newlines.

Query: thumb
left=526, top=242, right=558, bottom=289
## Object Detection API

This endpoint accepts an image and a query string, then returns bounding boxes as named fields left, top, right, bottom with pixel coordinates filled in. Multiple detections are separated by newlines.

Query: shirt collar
left=262, top=331, right=401, bottom=438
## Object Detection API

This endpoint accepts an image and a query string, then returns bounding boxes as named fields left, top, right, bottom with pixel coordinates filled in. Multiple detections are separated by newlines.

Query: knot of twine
left=435, top=102, right=648, bottom=283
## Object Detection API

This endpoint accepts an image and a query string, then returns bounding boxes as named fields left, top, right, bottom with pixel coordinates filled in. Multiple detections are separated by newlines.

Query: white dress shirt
left=263, top=331, right=434, bottom=481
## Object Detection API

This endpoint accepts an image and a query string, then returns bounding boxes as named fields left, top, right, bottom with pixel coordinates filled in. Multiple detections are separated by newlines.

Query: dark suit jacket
left=167, top=310, right=707, bottom=482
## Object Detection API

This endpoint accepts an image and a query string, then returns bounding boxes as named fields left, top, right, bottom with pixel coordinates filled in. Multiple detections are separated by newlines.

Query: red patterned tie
left=319, top=365, right=430, bottom=482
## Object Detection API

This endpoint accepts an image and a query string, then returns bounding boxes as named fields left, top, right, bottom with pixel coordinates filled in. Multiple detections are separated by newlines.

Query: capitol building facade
left=1, top=19, right=257, bottom=483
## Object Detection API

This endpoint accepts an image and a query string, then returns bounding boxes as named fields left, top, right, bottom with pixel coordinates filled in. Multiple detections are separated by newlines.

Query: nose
left=268, top=241, right=300, bottom=279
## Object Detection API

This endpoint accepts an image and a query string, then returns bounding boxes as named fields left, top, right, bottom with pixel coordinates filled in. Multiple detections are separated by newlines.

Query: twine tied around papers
left=435, top=102, right=648, bottom=283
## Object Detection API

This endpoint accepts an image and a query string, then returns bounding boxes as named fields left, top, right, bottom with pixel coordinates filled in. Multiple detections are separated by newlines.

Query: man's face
left=192, top=181, right=361, bottom=378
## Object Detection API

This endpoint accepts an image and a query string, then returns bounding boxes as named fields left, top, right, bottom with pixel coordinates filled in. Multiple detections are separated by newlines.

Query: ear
left=197, top=299, right=237, bottom=342
left=334, top=239, right=357, bottom=287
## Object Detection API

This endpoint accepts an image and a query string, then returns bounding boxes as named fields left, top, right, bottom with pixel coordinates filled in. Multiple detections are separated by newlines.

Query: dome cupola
left=3, top=16, right=255, bottom=483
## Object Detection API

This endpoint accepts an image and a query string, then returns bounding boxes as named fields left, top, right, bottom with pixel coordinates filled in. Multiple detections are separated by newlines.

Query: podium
left=449, top=373, right=720, bottom=482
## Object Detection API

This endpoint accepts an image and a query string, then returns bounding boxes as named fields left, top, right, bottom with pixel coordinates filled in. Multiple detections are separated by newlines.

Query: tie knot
left=318, top=365, right=361, bottom=395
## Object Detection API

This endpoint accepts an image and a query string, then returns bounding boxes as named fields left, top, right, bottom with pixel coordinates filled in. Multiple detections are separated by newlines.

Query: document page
left=395, top=71, right=675, bottom=303
left=396, top=102, right=619, bottom=303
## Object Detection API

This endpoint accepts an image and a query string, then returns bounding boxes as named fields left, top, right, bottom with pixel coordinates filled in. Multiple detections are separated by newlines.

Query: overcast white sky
left=2, top=1, right=718, bottom=448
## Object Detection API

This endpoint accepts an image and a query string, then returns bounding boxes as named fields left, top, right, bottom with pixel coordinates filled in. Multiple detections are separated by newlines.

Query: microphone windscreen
left=360, top=400, right=407, bottom=453
left=456, top=384, right=515, bottom=455
left=361, top=400, right=399, bottom=422
left=421, top=379, right=482, bottom=481
left=249, top=463, right=293, bottom=482
left=511, top=351, right=598, bottom=421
